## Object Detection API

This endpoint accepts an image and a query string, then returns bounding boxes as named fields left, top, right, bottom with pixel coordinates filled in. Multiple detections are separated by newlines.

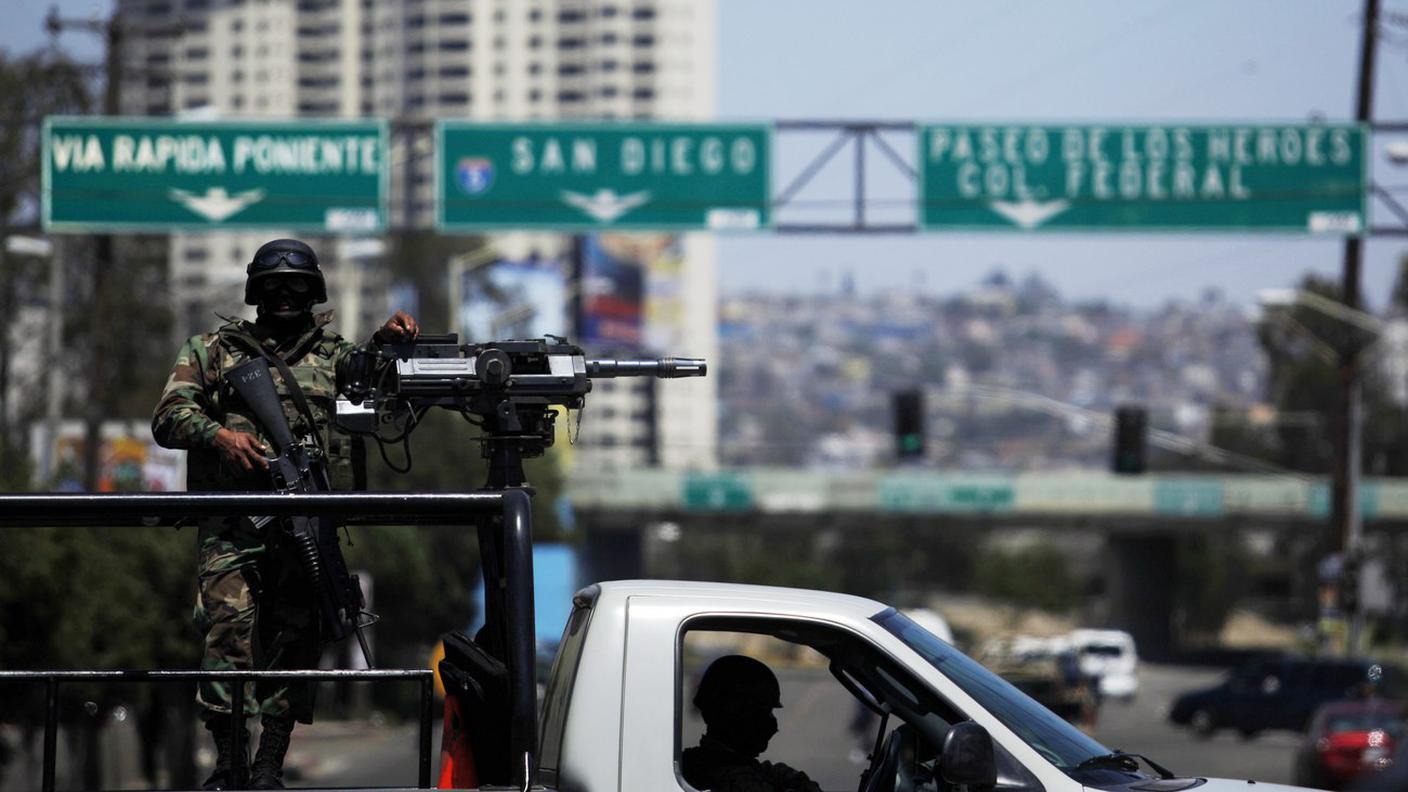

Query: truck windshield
left=874, top=609, right=1119, bottom=773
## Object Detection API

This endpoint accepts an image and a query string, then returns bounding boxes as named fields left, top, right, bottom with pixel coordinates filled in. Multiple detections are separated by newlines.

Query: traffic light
left=1111, top=405, right=1147, bottom=474
left=894, top=389, right=925, bottom=460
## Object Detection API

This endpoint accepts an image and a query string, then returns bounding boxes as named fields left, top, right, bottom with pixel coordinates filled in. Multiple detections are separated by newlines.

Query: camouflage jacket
left=151, top=310, right=364, bottom=492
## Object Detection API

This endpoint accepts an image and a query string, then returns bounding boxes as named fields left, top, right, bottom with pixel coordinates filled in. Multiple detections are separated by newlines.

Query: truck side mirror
left=939, top=721, right=996, bottom=787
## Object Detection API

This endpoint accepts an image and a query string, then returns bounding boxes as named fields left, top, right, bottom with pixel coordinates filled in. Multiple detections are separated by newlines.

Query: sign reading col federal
left=437, top=122, right=771, bottom=230
left=919, top=123, right=1366, bottom=233
left=43, top=117, right=388, bottom=232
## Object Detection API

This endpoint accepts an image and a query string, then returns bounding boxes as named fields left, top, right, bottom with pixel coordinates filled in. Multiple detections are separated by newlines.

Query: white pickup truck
left=537, top=580, right=1312, bottom=792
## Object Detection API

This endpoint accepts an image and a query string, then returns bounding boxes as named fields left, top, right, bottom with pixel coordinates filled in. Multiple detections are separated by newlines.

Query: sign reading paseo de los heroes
left=919, top=123, right=1366, bottom=233
left=43, top=118, right=388, bottom=232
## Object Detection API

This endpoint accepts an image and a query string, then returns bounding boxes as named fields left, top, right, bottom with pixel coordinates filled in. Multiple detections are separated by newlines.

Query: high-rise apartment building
left=113, top=0, right=718, bottom=469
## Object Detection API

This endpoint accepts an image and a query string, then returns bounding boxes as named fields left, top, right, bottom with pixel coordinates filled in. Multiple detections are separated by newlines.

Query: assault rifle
left=226, top=358, right=377, bottom=667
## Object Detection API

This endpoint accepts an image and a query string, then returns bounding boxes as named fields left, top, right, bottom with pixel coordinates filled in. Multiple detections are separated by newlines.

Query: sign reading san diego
left=43, top=118, right=388, bottom=232
left=919, top=123, right=1366, bottom=233
left=438, top=122, right=771, bottom=230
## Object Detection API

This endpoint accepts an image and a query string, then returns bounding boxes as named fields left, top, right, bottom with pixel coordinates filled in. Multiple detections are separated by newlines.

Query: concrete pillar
left=1104, top=533, right=1179, bottom=660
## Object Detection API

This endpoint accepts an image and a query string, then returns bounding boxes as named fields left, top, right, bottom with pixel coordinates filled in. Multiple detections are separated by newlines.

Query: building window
left=600, top=4, right=618, bottom=17
left=439, top=39, right=470, bottom=52
left=146, top=103, right=172, bottom=114
left=528, top=89, right=541, bottom=102
left=493, top=89, right=505, bottom=103
left=528, top=35, right=542, bottom=48
left=631, top=6, right=657, bottom=20
left=557, top=90, right=584, bottom=102
left=632, top=61, right=655, bottom=74
left=527, top=61, right=541, bottom=75
left=600, top=32, right=618, bottom=44
left=230, top=45, right=244, bottom=57
left=232, top=95, right=244, bottom=108
left=183, top=72, right=210, bottom=85
left=184, top=46, right=209, bottom=60
left=601, top=59, right=618, bottom=71
left=632, top=87, right=655, bottom=100
left=439, top=12, right=470, bottom=24
left=559, top=37, right=585, bottom=49
left=632, top=34, right=655, bottom=47
left=439, top=92, right=469, bottom=105
left=599, top=85, right=618, bottom=98
left=407, top=14, right=426, bottom=27
left=439, top=65, right=470, bottom=78
left=146, top=52, right=170, bottom=65
left=558, top=9, right=585, bottom=22
left=231, top=19, right=244, bottom=31
left=529, top=8, right=542, bottom=21
left=558, top=63, right=583, bottom=76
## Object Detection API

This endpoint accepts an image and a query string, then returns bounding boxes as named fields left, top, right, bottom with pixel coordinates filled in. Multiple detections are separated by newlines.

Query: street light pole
left=1334, top=0, right=1381, bottom=656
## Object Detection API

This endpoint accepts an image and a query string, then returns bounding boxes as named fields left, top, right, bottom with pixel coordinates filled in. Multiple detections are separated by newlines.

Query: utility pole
left=47, top=6, right=122, bottom=492
left=1334, top=0, right=1379, bottom=656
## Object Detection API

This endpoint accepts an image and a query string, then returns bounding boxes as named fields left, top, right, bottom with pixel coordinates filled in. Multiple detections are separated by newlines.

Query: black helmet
left=244, top=238, right=327, bottom=306
left=693, top=655, right=783, bottom=714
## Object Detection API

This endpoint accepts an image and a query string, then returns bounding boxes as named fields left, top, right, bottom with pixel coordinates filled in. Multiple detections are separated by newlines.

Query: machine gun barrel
left=586, top=357, right=708, bottom=378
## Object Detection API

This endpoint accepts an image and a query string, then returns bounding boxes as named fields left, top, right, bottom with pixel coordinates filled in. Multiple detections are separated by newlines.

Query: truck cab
left=540, top=580, right=1313, bottom=792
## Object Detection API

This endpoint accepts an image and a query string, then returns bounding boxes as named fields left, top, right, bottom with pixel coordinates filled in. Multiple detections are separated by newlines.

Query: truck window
left=538, top=601, right=593, bottom=784
left=676, top=621, right=1042, bottom=792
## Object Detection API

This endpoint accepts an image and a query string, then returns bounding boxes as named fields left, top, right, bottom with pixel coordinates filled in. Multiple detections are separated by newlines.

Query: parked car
left=1291, top=699, right=1403, bottom=789
left=1069, top=628, right=1139, bottom=700
left=1169, top=656, right=1399, bottom=739
left=980, top=635, right=1098, bottom=728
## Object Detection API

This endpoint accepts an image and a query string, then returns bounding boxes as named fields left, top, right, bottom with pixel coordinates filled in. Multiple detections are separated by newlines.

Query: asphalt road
left=308, top=663, right=1306, bottom=790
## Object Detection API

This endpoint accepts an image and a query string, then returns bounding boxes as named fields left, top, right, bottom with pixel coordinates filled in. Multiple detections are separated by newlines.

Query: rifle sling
left=220, top=324, right=328, bottom=462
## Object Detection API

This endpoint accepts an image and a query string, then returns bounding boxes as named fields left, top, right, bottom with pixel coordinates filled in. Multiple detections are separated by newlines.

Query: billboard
left=574, top=233, right=690, bottom=353
left=459, top=255, right=570, bottom=341
left=576, top=235, right=646, bottom=350
left=31, top=420, right=186, bottom=492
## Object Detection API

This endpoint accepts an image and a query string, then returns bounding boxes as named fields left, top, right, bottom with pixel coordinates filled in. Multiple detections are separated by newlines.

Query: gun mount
left=339, top=334, right=707, bottom=488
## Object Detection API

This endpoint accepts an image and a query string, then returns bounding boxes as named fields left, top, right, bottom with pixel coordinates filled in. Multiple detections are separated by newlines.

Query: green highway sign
left=43, top=117, right=388, bottom=232
left=919, top=123, right=1366, bottom=232
left=437, top=122, right=771, bottom=230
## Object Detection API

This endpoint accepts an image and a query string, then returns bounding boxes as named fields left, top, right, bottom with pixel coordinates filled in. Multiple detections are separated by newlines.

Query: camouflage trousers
left=194, top=516, right=323, bottom=724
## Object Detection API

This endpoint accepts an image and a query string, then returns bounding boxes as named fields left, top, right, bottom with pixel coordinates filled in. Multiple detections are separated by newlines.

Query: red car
left=1292, top=699, right=1404, bottom=790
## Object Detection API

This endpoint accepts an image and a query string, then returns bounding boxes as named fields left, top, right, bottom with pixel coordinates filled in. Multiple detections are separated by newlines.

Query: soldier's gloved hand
left=374, top=311, right=419, bottom=343
left=213, top=427, right=270, bottom=473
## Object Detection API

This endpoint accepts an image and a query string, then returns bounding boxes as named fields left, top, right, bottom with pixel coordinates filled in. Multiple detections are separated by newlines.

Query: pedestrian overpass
left=565, top=469, right=1408, bottom=657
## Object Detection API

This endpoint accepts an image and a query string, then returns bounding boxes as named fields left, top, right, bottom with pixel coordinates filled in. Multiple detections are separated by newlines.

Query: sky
left=7, top=0, right=1408, bottom=310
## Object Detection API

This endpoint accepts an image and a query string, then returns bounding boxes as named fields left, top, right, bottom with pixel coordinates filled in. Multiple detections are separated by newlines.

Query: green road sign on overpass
left=437, top=122, right=771, bottom=230
left=43, top=117, right=388, bottom=233
left=918, top=123, right=1367, bottom=233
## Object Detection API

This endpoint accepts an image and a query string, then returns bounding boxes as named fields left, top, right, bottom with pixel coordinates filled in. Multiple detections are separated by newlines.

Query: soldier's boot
left=201, top=717, right=249, bottom=791
left=249, top=714, right=295, bottom=789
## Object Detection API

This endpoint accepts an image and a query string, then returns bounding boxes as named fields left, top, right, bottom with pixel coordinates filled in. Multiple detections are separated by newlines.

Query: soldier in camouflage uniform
left=152, top=238, right=418, bottom=790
